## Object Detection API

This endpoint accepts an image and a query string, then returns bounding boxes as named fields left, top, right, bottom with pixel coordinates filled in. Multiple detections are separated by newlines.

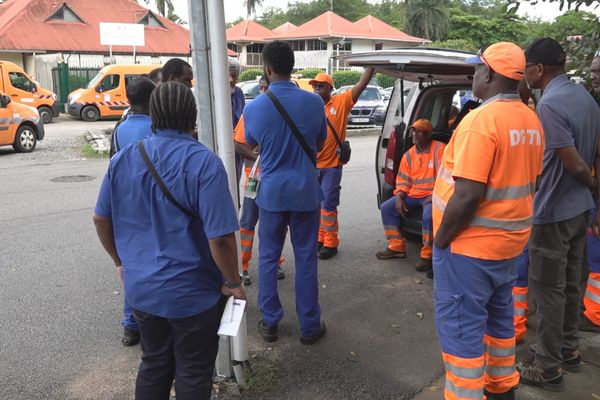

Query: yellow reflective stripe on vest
left=405, top=150, right=413, bottom=169
left=414, top=177, right=436, bottom=185
left=484, top=182, right=536, bottom=201
left=470, top=216, right=532, bottom=231
left=397, top=171, right=412, bottom=182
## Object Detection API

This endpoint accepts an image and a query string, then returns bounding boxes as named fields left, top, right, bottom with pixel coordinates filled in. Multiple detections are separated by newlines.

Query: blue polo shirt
left=244, top=80, right=327, bottom=212
left=114, top=114, right=152, bottom=152
left=95, top=129, right=239, bottom=318
left=231, top=86, right=245, bottom=128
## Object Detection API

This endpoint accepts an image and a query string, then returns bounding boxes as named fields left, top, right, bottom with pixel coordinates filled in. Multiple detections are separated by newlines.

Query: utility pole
left=330, top=0, right=333, bottom=11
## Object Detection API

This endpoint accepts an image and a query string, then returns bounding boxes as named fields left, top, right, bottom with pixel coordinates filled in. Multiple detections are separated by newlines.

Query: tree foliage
left=295, top=68, right=325, bottom=78
left=375, top=73, right=397, bottom=88
left=332, top=70, right=362, bottom=87
left=239, top=68, right=264, bottom=82
left=405, top=0, right=450, bottom=41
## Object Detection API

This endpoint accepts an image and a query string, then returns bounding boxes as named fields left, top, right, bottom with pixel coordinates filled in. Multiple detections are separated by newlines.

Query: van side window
left=125, top=74, right=142, bottom=87
left=97, top=74, right=120, bottom=92
left=8, top=72, right=35, bottom=93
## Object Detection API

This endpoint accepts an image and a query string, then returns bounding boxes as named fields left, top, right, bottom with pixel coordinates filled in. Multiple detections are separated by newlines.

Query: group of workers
left=93, top=34, right=600, bottom=400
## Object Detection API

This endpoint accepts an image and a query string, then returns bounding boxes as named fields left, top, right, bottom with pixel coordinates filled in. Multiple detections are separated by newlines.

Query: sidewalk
left=412, top=314, right=600, bottom=400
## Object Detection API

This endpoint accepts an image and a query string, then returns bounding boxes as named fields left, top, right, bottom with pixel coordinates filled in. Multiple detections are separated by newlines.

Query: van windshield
left=87, top=72, right=104, bottom=89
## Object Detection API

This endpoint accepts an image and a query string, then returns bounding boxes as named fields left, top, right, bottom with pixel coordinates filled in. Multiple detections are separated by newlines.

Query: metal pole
left=188, top=0, right=215, bottom=150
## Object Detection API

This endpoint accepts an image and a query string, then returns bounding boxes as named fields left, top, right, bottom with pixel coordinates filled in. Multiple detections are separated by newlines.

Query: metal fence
left=51, top=66, right=100, bottom=106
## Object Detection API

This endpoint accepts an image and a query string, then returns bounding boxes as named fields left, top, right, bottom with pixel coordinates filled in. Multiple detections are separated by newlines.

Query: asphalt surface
left=1, top=117, right=599, bottom=399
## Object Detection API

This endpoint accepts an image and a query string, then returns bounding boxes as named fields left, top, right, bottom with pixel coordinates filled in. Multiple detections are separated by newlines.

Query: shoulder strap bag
left=266, top=90, right=316, bottom=167
left=137, top=140, right=199, bottom=219
left=325, top=118, right=351, bottom=165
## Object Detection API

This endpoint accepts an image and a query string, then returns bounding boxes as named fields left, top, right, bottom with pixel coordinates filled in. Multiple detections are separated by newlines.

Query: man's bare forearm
left=93, top=214, right=121, bottom=266
left=234, top=141, right=257, bottom=161
left=209, top=233, right=241, bottom=284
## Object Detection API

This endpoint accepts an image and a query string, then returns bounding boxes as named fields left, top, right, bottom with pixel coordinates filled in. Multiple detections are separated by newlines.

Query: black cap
left=525, top=38, right=566, bottom=66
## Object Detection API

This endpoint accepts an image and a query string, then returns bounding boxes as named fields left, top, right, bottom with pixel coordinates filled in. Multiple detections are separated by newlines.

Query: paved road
left=1, top=121, right=599, bottom=400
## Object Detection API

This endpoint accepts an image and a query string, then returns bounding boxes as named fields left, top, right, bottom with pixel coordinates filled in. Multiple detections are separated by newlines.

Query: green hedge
left=332, top=70, right=361, bottom=88
left=239, top=68, right=263, bottom=82
left=375, top=73, right=396, bottom=89
left=295, top=68, right=324, bottom=79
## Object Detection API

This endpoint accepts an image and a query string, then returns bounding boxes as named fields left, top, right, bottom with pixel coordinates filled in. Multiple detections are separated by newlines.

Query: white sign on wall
left=99, top=23, right=145, bottom=47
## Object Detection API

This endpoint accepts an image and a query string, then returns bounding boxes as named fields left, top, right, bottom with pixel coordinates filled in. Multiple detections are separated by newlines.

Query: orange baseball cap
left=409, top=118, right=433, bottom=133
left=309, top=73, right=334, bottom=88
left=466, top=42, right=525, bottom=81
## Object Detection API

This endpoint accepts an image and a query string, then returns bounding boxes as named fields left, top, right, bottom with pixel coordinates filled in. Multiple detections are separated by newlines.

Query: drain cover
left=50, top=175, right=95, bottom=183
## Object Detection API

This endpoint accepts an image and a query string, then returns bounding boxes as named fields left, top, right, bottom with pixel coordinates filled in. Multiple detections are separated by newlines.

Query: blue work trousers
left=257, top=208, right=321, bottom=337
left=433, top=245, right=518, bottom=357
left=123, top=293, right=139, bottom=332
left=380, top=196, right=433, bottom=234
left=318, top=167, right=342, bottom=211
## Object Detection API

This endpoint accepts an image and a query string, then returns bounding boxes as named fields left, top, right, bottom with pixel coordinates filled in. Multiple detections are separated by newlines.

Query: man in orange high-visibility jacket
left=310, top=68, right=375, bottom=260
left=375, top=118, right=445, bottom=274
left=432, top=42, right=544, bottom=400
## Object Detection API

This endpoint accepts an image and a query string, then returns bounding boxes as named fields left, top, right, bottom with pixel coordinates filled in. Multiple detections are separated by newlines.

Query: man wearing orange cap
left=375, top=118, right=444, bottom=275
left=310, top=68, right=375, bottom=259
left=432, top=42, right=544, bottom=400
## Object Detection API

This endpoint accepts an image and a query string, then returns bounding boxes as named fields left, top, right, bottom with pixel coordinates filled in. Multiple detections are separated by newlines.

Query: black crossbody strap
left=266, top=90, right=316, bottom=166
left=138, top=141, right=199, bottom=219
left=326, top=118, right=343, bottom=147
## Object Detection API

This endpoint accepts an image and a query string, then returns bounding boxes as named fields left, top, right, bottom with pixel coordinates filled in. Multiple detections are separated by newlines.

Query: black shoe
left=242, top=271, right=252, bottom=286
left=426, top=269, right=434, bottom=279
left=528, top=344, right=582, bottom=373
left=415, top=258, right=432, bottom=272
left=318, top=246, right=338, bottom=260
left=258, top=320, right=277, bottom=343
left=122, top=328, right=140, bottom=347
left=579, top=313, right=600, bottom=333
left=517, top=360, right=564, bottom=391
left=318, top=242, right=324, bottom=252
left=484, top=386, right=517, bottom=400
left=300, top=321, right=327, bottom=345
left=277, top=267, right=285, bottom=280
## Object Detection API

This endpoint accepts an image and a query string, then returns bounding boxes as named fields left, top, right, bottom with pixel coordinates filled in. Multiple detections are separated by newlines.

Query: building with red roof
left=226, top=11, right=428, bottom=72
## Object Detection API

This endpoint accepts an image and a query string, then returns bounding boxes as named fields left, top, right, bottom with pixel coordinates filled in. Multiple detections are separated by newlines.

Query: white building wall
left=294, top=50, right=328, bottom=69
left=0, top=52, right=24, bottom=67
left=351, top=40, right=374, bottom=53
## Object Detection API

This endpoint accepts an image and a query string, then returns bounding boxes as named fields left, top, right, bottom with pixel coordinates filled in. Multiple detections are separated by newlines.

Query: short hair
left=148, top=68, right=162, bottom=83
left=262, top=41, right=295, bottom=75
left=228, top=58, right=241, bottom=75
left=150, top=81, right=196, bottom=133
left=125, top=77, right=155, bottom=107
left=525, top=38, right=566, bottom=66
left=162, top=58, right=192, bottom=81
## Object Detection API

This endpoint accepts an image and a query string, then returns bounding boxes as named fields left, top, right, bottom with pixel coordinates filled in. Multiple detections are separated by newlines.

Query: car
left=0, top=90, right=45, bottom=153
left=335, top=85, right=388, bottom=127
left=340, top=48, right=477, bottom=235
left=237, top=80, right=262, bottom=104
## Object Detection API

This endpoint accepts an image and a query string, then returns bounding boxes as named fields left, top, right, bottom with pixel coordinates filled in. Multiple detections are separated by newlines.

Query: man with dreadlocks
left=94, top=81, right=245, bottom=400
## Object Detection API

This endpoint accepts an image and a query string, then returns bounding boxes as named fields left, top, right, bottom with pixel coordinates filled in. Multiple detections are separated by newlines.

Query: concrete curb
left=346, top=127, right=380, bottom=137
left=84, top=129, right=112, bottom=153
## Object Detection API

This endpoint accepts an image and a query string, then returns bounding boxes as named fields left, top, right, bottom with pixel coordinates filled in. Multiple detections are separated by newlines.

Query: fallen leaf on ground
left=417, top=312, right=424, bottom=320
left=350, top=351, right=357, bottom=357
left=414, top=279, right=423, bottom=284
left=591, top=393, right=600, bottom=400
left=322, top=284, right=327, bottom=289
left=430, top=386, right=440, bottom=391
left=390, top=323, right=401, bottom=328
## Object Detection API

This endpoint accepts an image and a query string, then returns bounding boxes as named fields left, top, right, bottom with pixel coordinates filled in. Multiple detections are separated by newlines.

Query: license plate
left=352, top=118, right=370, bottom=123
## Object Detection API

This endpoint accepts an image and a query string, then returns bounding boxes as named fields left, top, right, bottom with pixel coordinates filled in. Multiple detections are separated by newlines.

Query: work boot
left=426, top=269, right=434, bottom=279
left=122, top=328, right=140, bottom=347
left=258, top=320, right=277, bottom=343
left=277, top=267, right=285, bottom=280
left=300, top=321, right=327, bottom=345
left=528, top=344, right=582, bottom=373
left=579, top=314, right=600, bottom=333
left=318, top=242, right=324, bottom=252
left=319, top=246, right=338, bottom=260
left=242, top=271, right=251, bottom=286
left=484, top=386, right=517, bottom=400
left=375, top=247, right=406, bottom=260
left=517, top=360, right=564, bottom=392
left=415, top=258, right=432, bottom=272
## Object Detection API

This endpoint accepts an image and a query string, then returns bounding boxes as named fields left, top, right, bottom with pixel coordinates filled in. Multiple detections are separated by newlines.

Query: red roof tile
left=272, top=21, right=297, bottom=35
left=0, top=0, right=211, bottom=55
left=268, top=11, right=357, bottom=40
left=226, top=20, right=273, bottom=43
left=353, top=15, right=429, bottom=43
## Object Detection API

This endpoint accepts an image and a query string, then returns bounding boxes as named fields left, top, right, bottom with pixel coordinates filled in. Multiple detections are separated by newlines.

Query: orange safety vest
left=394, top=140, right=445, bottom=198
left=432, top=94, right=545, bottom=260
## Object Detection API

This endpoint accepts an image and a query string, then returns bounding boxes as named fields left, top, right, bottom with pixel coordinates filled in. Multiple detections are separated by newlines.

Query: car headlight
left=69, top=92, right=81, bottom=104
left=373, top=106, right=386, bottom=114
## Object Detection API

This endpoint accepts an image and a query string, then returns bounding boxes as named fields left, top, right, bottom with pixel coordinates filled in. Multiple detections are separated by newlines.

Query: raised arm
left=351, top=67, right=376, bottom=102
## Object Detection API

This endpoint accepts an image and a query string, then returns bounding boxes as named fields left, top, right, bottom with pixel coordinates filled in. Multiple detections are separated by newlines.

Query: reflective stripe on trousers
left=319, top=209, right=339, bottom=248
left=442, top=353, right=484, bottom=400
left=240, top=228, right=255, bottom=271
left=483, top=335, right=518, bottom=394
left=584, top=272, right=600, bottom=326
left=513, top=286, right=528, bottom=341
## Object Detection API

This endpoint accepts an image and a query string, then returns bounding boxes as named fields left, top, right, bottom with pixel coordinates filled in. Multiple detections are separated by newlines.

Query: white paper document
left=218, top=296, right=246, bottom=337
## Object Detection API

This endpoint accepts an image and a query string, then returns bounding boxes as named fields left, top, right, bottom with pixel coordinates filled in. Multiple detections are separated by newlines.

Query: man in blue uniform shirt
left=94, top=81, right=246, bottom=400
left=244, top=41, right=327, bottom=345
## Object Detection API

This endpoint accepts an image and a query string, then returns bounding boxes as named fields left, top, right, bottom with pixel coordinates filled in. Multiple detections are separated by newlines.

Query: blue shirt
left=95, top=129, right=239, bottom=318
left=114, top=114, right=152, bottom=152
left=244, top=80, right=327, bottom=212
left=533, top=74, right=600, bottom=224
left=231, top=86, right=245, bottom=128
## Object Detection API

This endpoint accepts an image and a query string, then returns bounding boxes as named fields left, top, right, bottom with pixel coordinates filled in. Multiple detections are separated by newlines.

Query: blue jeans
left=123, top=294, right=139, bottom=332
left=257, top=208, right=321, bottom=337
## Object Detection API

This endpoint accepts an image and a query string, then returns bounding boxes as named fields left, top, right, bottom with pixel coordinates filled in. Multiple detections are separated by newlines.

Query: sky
left=164, top=0, right=600, bottom=24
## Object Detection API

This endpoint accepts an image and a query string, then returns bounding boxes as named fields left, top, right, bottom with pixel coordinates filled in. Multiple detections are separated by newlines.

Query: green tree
left=405, top=0, right=450, bottom=41
left=447, top=8, right=527, bottom=49
left=245, top=0, right=264, bottom=19
left=371, top=0, right=406, bottom=30
left=142, top=0, right=173, bottom=17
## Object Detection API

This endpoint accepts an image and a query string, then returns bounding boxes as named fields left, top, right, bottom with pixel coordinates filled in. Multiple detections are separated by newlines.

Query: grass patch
left=81, top=143, right=109, bottom=159
left=244, top=363, right=277, bottom=394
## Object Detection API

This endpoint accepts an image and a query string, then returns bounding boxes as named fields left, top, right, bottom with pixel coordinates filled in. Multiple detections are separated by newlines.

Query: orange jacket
left=395, top=140, right=445, bottom=198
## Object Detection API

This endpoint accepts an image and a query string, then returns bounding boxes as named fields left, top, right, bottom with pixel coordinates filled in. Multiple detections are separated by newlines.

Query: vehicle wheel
left=38, top=106, right=53, bottom=124
left=81, top=105, right=100, bottom=122
left=12, top=124, right=37, bottom=153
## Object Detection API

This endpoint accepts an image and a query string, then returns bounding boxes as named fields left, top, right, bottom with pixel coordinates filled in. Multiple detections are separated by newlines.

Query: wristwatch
left=224, top=279, right=243, bottom=289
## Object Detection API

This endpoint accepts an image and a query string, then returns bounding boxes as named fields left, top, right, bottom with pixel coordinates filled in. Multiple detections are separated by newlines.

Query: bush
left=332, top=70, right=361, bottom=88
left=239, top=68, right=263, bottom=82
left=428, top=39, right=478, bottom=53
left=295, top=68, right=324, bottom=79
left=375, top=73, right=396, bottom=89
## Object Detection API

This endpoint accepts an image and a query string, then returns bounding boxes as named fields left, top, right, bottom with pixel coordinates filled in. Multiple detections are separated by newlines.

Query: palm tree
left=142, top=0, right=174, bottom=18
left=405, top=0, right=450, bottom=42
left=245, top=0, right=264, bottom=20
